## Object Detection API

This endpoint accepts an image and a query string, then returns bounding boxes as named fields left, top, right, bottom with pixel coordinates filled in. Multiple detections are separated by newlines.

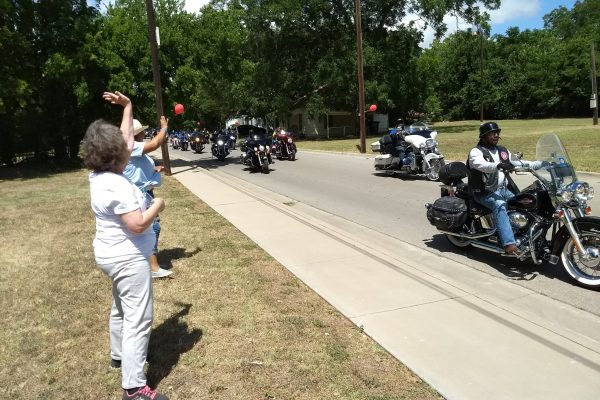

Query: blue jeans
left=152, top=216, right=161, bottom=254
left=475, top=187, right=515, bottom=247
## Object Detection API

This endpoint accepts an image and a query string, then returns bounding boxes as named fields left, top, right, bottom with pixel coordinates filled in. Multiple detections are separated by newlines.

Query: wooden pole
left=145, top=0, right=172, bottom=175
left=354, top=0, right=366, bottom=153
left=591, top=43, right=598, bottom=126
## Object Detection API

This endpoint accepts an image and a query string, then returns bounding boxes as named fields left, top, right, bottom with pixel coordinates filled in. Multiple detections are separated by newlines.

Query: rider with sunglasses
left=467, top=122, right=542, bottom=256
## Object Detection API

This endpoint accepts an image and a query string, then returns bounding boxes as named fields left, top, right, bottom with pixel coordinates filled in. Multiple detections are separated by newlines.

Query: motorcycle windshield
left=534, top=133, right=577, bottom=189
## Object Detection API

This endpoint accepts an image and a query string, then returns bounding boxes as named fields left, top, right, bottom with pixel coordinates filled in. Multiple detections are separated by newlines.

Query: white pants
left=98, top=258, right=153, bottom=389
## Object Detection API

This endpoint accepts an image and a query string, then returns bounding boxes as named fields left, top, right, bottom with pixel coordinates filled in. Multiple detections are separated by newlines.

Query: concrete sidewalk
left=163, top=156, right=600, bottom=400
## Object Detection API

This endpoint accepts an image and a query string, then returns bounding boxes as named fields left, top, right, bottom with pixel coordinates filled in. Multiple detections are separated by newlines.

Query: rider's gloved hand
left=496, top=162, right=515, bottom=171
left=541, top=161, right=551, bottom=167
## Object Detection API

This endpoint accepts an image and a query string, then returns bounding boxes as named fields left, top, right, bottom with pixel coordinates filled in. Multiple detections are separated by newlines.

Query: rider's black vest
left=466, top=145, right=508, bottom=195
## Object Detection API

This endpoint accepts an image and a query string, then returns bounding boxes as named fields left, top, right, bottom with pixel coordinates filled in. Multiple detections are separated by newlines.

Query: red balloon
left=174, top=103, right=184, bottom=115
left=368, top=104, right=377, bottom=112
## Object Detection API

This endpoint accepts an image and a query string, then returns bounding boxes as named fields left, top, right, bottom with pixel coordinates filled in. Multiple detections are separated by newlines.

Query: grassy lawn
left=0, top=166, right=441, bottom=400
left=296, top=118, right=600, bottom=172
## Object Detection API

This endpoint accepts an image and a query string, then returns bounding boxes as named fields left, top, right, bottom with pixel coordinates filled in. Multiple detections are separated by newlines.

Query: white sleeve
left=107, top=176, right=141, bottom=215
left=469, top=148, right=498, bottom=173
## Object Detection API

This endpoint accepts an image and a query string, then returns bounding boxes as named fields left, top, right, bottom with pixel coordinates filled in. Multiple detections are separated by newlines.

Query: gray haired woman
left=81, top=91, right=168, bottom=400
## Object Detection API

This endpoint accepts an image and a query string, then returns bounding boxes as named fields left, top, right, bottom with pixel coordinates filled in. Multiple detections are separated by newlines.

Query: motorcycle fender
left=424, top=153, right=443, bottom=162
left=551, top=216, right=600, bottom=255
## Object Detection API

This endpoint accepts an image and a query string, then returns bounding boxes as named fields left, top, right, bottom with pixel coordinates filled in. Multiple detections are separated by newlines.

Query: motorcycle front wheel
left=261, top=162, right=270, bottom=174
left=290, top=150, right=296, bottom=161
left=425, top=158, right=445, bottom=181
left=561, top=227, right=600, bottom=287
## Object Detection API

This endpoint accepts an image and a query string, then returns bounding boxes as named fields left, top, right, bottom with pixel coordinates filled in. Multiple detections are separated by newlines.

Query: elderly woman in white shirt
left=81, top=91, right=168, bottom=400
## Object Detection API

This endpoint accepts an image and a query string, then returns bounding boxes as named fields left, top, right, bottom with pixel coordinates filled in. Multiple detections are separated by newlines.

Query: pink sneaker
left=122, top=385, right=169, bottom=400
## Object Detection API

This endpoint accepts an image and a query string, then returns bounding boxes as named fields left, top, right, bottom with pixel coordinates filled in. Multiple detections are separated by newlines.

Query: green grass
left=0, top=165, right=441, bottom=400
left=297, top=118, right=600, bottom=172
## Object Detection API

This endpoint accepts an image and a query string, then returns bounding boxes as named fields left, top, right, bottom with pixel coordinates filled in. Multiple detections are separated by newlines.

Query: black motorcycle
left=238, top=125, right=273, bottom=174
left=211, top=132, right=230, bottom=161
left=271, top=130, right=297, bottom=161
left=190, top=132, right=206, bottom=153
left=425, top=133, right=599, bottom=288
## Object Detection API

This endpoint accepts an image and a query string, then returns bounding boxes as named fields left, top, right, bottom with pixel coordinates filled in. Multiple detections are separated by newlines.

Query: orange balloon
left=174, top=103, right=184, bottom=115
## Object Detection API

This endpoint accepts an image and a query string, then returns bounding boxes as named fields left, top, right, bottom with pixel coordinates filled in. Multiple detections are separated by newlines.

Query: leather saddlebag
left=426, top=196, right=468, bottom=231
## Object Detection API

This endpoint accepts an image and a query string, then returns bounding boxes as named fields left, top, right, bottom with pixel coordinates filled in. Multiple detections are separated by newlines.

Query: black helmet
left=479, top=122, right=501, bottom=137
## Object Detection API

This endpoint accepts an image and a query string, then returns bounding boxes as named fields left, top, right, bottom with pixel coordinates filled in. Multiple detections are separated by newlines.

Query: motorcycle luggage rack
left=441, top=228, right=496, bottom=240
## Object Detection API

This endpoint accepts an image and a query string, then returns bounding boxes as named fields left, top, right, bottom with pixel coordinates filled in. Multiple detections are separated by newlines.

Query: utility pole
left=145, top=0, right=172, bottom=175
left=591, top=43, right=598, bottom=126
left=354, top=0, right=366, bottom=153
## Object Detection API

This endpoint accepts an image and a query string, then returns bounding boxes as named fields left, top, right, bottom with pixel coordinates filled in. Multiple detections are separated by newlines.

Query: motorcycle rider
left=467, top=122, right=543, bottom=256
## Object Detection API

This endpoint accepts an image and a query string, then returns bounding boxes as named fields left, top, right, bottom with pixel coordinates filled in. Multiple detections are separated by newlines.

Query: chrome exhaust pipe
left=470, top=241, right=506, bottom=254
left=441, top=229, right=496, bottom=240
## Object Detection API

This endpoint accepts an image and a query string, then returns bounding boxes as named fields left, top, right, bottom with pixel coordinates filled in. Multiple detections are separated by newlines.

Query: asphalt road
left=167, top=144, right=600, bottom=316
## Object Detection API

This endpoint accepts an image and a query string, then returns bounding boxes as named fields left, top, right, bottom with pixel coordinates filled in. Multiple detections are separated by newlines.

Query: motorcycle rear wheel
left=425, top=159, right=444, bottom=181
left=561, top=228, right=600, bottom=287
left=445, top=234, right=473, bottom=249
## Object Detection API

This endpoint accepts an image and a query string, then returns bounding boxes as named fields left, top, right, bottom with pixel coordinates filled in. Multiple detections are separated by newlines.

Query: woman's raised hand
left=102, top=91, right=131, bottom=107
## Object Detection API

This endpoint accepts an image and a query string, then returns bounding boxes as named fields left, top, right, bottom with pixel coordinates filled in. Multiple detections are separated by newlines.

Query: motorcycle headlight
left=217, top=140, right=224, bottom=145
left=259, top=145, right=265, bottom=151
left=571, top=182, right=592, bottom=201
left=287, top=137, right=293, bottom=143
left=588, top=186, right=595, bottom=200
left=425, top=139, right=435, bottom=148
left=254, top=147, right=258, bottom=151
left=559, top=189, right=573, bottom=202
left=195, top=138, right=200, bottom=142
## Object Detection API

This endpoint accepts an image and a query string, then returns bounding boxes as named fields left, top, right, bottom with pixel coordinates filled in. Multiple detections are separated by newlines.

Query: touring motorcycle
left=372, top=123, right=445, bottom=181
left=425, top=133, right=599, bottom=288
left=238, top=125, right=273, bottom=174
left=211, top=131, right=230, bottom=161
left=271, top=129, right=297, bottom=161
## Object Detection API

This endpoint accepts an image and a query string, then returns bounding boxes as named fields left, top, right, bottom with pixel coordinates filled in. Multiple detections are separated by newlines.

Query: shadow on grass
left=422, top=233, right=580, bottom=286
left=158, top=247, right=202, bottom=268
left=147, top=303, right=203, bottom=388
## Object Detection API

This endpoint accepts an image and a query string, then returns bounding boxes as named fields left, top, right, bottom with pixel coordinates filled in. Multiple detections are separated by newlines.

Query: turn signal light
left=554, top=210, right=565, bottom=219
left=585, top=206, right=592, bottom=215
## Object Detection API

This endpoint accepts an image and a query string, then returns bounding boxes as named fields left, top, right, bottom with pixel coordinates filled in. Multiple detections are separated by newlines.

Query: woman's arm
left=144, top=116, right=168, bottom=154
left=103, top=91, right=134, bottom=152
left=120, top=197, right=166, bottom=234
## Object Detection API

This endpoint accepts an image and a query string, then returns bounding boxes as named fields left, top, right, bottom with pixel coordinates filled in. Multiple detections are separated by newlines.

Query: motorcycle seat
left=469, top=201, right=493, bottom=216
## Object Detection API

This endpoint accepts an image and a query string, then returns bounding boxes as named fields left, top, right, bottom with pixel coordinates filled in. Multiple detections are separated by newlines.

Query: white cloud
left=183, top=0, right=211, bottom=14
left=487, top=0, right=540, bottom=24
left=406, top=0, right=541, bottom=48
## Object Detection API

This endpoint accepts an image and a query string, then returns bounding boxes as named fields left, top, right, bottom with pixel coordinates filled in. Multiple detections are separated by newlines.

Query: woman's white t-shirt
left=89, top=171, right=154, bottom=263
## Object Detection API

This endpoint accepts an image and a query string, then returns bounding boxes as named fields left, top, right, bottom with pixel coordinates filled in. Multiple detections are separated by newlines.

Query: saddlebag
left=374, top=154, right=399, bottom=170
left=426, top=196, right=468, bottom=231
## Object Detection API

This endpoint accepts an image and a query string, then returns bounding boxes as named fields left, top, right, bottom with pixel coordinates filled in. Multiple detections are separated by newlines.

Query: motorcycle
left=211, top=132, right=230, bottom=161
left=271, top=129, right=297, bottom=161
left=238, top=125, right=273, bottom=174
left=190, top=132, right=206, bottom=153
left=228, top=130, right=237, bottom=150
left=179, top=134, right=189, bottom=151
left=372, top=123, right=445, bottom=181
left=425, top=133, right=599, bottom=288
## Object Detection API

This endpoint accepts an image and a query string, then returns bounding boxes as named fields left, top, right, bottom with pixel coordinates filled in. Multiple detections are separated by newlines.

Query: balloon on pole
left=174, top=103, right=185, bottom=115
left=368, top=104, right=377, bottom=112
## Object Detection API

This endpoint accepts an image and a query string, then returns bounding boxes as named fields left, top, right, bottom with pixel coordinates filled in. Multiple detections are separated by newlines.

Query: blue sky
left=489, top=0, right=578, bottom=36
